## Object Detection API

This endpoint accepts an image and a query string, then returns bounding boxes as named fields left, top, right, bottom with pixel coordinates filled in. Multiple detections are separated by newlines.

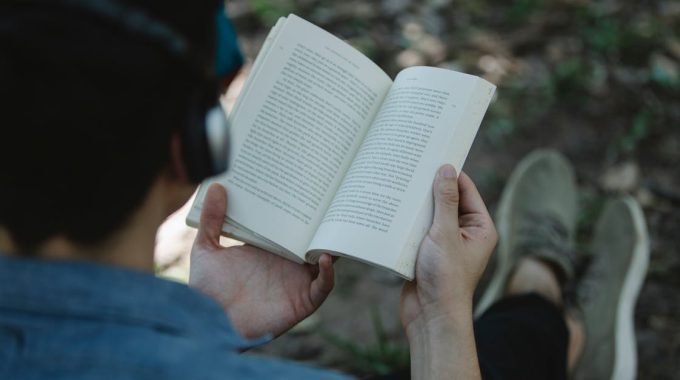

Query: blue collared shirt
left=0, top=255, right=352, bottom=379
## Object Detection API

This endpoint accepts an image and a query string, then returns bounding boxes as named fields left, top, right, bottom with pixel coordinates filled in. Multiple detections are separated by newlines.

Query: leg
left=475, top=256, right=583, bottom=380
left=505, top=258, right=584, bottom=373
left=474, top=149, right=579, bottom=379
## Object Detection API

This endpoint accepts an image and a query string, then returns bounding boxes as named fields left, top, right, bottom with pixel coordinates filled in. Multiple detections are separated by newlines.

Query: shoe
left=572, top=197, right=649, bottom=380
left=475, top=149, right=578, bottom=317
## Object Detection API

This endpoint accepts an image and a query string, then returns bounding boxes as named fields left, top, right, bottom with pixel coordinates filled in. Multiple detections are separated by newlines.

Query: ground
left=156, top=1, right=680, bottom=378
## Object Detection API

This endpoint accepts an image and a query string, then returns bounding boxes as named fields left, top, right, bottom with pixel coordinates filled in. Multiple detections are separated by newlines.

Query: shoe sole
left=610, top=197, right=649, bottom=380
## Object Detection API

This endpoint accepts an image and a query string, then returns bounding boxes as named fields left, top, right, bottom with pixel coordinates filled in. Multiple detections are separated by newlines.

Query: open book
left=187, top=14, right=495, bottom=279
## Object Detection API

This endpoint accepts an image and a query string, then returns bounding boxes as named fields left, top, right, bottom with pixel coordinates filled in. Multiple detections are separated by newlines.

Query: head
left=0, top=0, right=241, bottom=257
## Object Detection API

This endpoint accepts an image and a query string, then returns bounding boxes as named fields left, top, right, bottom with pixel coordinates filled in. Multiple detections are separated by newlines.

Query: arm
left=401, top=165, right=497, bottom=379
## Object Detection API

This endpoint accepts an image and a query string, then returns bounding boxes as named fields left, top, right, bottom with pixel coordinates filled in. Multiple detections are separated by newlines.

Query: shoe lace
left=513, top=211, right=574, bottom=265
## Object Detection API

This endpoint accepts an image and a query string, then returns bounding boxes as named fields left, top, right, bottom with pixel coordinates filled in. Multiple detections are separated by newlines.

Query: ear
left=162, top=133, right=198, bottom=218
left=0, top=226, right=18, bottom=253
left=168, top=132, right=190, bottom=183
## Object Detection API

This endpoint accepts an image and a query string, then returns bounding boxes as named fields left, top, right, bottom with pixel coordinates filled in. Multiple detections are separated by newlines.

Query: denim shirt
left=0, top=255, right=352, bottom=379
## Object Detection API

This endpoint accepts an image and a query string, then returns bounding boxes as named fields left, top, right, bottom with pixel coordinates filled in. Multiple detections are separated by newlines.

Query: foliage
left=249, top=0, right=295, bottom=26
left=320, top=307, right=409, bottom=376
left=608, top=110, right=652, bottom=161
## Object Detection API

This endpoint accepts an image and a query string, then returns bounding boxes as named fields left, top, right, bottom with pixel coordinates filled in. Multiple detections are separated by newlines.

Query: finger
left=196, top=183, right=228, bottom=248
left=309, top=253, right=335, bottom=307
left=457, top=172, right=491, bottom=220
left=457, top=172, right=497, bottom=245
left=431, top=164, right=460, bottom=238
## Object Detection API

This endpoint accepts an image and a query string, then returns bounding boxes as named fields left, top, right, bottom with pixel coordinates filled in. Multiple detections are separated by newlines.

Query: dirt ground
left=157, top=1, right=680, bottom=378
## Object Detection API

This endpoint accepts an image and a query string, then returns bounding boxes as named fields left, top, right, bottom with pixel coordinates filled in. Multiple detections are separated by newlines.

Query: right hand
left=400, top=165, right=497, bottom=333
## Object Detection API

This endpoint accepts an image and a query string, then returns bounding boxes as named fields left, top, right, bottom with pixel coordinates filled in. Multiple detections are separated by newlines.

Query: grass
left=467, top=0, right=679, bottom=148
left=607, top=110, right=651, bottom=161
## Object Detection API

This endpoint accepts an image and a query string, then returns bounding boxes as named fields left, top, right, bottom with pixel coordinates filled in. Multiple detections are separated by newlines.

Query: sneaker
left=475, top=149, right=578, bottom=317
left=572, top=197, right=650, bottom=380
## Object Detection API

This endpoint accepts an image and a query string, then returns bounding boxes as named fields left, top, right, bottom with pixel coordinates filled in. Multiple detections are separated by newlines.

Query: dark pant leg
left=474, top=293, right=569, bottom=380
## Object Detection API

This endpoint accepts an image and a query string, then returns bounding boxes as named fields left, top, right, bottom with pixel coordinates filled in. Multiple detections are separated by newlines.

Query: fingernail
left=440, top=165, right=456, bottom=178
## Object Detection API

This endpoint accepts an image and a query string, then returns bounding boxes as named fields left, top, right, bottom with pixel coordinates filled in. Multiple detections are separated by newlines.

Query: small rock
left=588, top=60, right=609, bottom=95
left=650, top=53, right=679, bottom=85
left=416, top=35, right=447, bottom=62
left=469, top=31, right=509, bottom=55
left=666, top=38, right=680, bottom=61
left=636, top=186, right=656, bottom=208
left=382, top=0, right=411, bottom=16
left=612, top=67, right=649, bottom=86
left=437, top=60, right=464, bottom=72
left=421, top=7, right=446, bottom=35
left=477, top=54, right=510, bottom=83
left=402, top=21, right=425, bottom=42
left=649, top=314, right=670, bottom=330
left=600, top=161, right=640, bottom=193
left=396, top=49, right=426, bottom=68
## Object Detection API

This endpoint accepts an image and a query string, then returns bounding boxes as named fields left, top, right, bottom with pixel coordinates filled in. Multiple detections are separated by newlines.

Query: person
left=0, top=1, right=648, bottom=379
left=0, top=1, right=494, bottom=378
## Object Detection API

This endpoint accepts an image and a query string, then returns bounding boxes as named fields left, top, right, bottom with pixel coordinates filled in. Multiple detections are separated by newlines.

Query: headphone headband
left=2, top=0, right=234, bottom=182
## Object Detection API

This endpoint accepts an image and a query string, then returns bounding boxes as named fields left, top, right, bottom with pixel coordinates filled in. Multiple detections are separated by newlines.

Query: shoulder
left=1, top=324, right=352, bottom=380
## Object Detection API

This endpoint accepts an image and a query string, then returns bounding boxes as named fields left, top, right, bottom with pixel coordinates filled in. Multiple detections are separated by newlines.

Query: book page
left=227, top=17, right=285, bottom=121
left=190, top=15, right=393, bottom=257
left=308, top=66, right=495, bottom=278
left=186, top=17, right=286, bottom=248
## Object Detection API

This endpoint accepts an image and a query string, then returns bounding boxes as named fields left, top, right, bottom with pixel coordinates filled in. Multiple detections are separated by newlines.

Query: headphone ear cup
left=204, top=104, right=230, bottom=175
left=180, top=90, right=215, bottom=183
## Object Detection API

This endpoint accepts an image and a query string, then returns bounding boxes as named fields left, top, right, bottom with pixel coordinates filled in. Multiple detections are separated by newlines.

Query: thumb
left=431, top=165, right=460, bottom=241
left=196, top=183, right=228, bottom=248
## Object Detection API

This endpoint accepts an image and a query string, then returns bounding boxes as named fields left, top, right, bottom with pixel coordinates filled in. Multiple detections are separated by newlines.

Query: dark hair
left=0, top=0, right=219, bottom=252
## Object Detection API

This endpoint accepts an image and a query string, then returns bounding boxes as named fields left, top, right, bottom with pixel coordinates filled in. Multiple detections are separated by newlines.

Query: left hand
left=189, top=183, right=335, bottom=339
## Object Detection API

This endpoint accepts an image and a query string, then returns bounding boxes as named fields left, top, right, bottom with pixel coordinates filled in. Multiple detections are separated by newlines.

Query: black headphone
left=2, top=0, right=232, bottom=183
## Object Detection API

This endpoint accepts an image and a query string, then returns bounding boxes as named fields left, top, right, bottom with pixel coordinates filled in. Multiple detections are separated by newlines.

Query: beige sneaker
left=475, top=149, right=578, bottom=317
left=572, top=197, right=649, bottom=380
